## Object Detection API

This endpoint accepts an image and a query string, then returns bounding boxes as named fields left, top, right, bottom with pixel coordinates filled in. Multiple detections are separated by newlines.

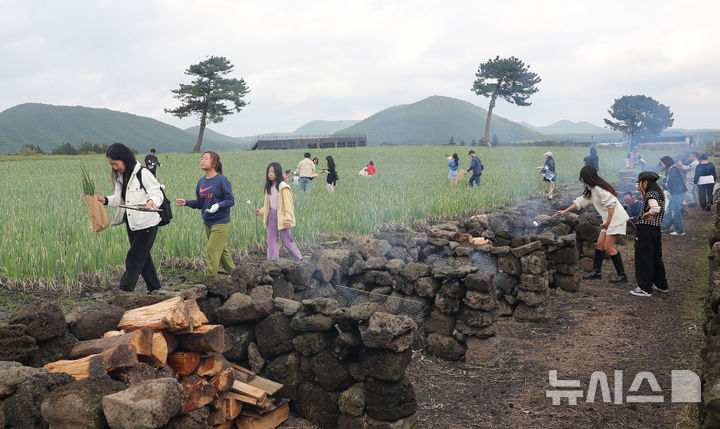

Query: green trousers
left=205, top=223, right=235, bottom=275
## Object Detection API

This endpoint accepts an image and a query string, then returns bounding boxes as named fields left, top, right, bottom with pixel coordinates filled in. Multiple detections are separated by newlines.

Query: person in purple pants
left=254, top=162, right=302, bottom=260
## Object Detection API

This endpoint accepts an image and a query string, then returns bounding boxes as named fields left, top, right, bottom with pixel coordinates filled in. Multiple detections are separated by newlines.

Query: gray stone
left=426, top=334, right=465, bottom=360
left=111, top=292, right=167, bottom=310
left=365, top=257, right=388, bottom=271
left=454, top=244, right=474, bottom=257
left=271, top=276, right=294, bottom=299
left=0, top=361, right=44, bottom=398
left=497, top=300, right=514, bottom=316
left=414, top=277, right=440, bottom=297
left=314, top=256, right=341, bottom=285
left=553, top=263, right=577, bottom=275
left=549, top=246, right=579, bottom=264
left=490, top=245, right=511, bottom=255
left=370, top=286, right=392, bottom=295
left=359, top=347, right=412, bottom=382
left=333, top=330, right=362, bottom=361
left=302, top=298, right=339, bottom=316
left=400, top=263, right=432, bottom=282
left=216, top=293, right=272, bottom=324
left=40, top=374, right=126, bottom=429
left=264, top=352, right=309, bottom=387
left=510, top=240, right=543, bottom=258
left=286, top=260, right=317, bottom=289
left=494, top=272, right=517, bottom=295
left=392, top=277, right=415, bottom=296
left=9, top=301, right=66, bottom=342
left=520, top=251, right=546, bottom=275
left=457, top=307, right=496, bottom=329
left=164, top=407, right=209, bottom=429
left=364, top=270, right=393, bottom=287
left=102, top=378, right=184, bottom=429
left=556, top=233, right=577, bottom=248
left=65, top=303, right=125, bottom=341
left=333, top=303, right=383, bottom=324
left=431, top=263, right=478, bottom=279
left=581, top=240, right=596, bottom=258
left=434, top=293, right=460, bottom=315
left=274, top=297, right=302, bottom=316
left=223, top=324, right=254, bottom=362
left=348, top=259, right=367, bottom=276
left=366, top=415, right=418, bottom=429
left=255, top=313, right=295, bottom=358
left=513, top=303, right=547, bottom=321
left=291, top=312, right=334, bottom=332
left=464, top=291, right=497, bottom=311
left=517, top=288, right=550, bottom=307
left=29, top=331, right=78, bottom=367
left=294, top=332, right=336, bottom=357
left=554, top=272, right=582, bottom=292
left=365, top=376, right=417, bottom=421
left=248, top=342, right=266, bottom=374
left=519, top=273, right=549, bottom=292
left=464, top=272, right=494, bottom=293
left=575, top=222, right=601, bottom=242
left=3, top=371, right=75, bottom=429
left=359, top=312, right=417, bottom=352
left=295, top=382, right=340, bottom=429
left=497, top=254, right=522, bottom=276
left=0, top=324, right=38, bottom=363
left=579, top=257, right=594, bottom=272
left=312, top=349, right=354, bottom=392
left=250, top=285, right=274, bottom=301
left=338, top=383, right=365, bottom=417
left=151, top=284, right=207, bottom=301
left=385, top=259, right=405, bottom=274
left=423, top=309, right=456, bottom=336
left=112, top=363, right=161, bottom=386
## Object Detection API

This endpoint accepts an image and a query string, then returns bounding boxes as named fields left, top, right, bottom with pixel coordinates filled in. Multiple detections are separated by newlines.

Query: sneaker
left=547, top=194, right=553, bottom=200
left=670, top=231, right=685, bottom=236
left=630, top=287, right=652, bottom=297
left=652, top=285, right=669, bottom=293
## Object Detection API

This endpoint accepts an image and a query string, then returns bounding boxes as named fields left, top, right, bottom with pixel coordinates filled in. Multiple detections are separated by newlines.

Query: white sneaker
left=670, top=231, right=685, bottom=236
left=630, top=287, right=652, bottom=297
left=652, top=285, right=669, bottom=294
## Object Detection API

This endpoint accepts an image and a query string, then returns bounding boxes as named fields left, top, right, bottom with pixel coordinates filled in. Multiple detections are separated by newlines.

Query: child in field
left=254, top=163, right=302, bottom=260
left=447, top=153, right=460, bottom=185
left=175, top=151, right=236, bottom=276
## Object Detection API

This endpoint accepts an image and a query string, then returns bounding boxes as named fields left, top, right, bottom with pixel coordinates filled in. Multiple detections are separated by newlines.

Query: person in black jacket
left=466, top=150, right=483, bottom=188
left=694, top=154, right=717, bottom=211
left=584, top=147, right=599, bottom=172
left=322, top=155, right=338, bottom=193
left=144, top=149, right=160, bottom=177
left=659, top=156, right=687, bottom=235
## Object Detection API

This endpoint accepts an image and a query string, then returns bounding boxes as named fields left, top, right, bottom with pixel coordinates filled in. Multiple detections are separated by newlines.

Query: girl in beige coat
left=255, top=162, right=302, bottom=260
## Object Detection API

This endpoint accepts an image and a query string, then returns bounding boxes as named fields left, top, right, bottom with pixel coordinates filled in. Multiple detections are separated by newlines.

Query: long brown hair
left=579, top=165, right=617, bottom=198
left=203, top=151, right=223, bottom=175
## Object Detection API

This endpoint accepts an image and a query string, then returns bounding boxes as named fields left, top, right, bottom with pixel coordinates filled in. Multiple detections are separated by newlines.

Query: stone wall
left=700, top=205, right=720, bottom=428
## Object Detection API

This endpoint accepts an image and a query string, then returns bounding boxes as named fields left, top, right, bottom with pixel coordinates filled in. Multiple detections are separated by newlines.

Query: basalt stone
left=255, top=313, right=295, bottom=358
left=465, top=336, right=499, bottom=365
left=548, top=246, right=579, bottom=264
left=454, top=244, right=474, bottom=257
left=517, top=288, right=550, bottom=307
left=414, top=277, right=441, bottom=297
left=359, top=313, right=416, bottom=353
left=464, top=272, right=494, bottom=293
left=556, top=233, right=577, bottom=248
left=196, top=296, right=222, bottom=324
left=0, top=324, right=38, bottom=363
left=28, top=331, right=78, bottom=367
left=302, top=298, right=340, bottom=316
left=510, top=240, right=543, bottom=258
left=579, top=257, right=594, bottom=273
left=112, top=362, right=162, bottom=386
left=400, top=263, right=432, bottom=282
left=152, top=284, right=208, bottom=301
left=510, top=236, right=525, bottom=248
left=366, top=415, right=418, bottom=429
left=426, top=333, right=466, bottom=360
left=348, top=259, right=367, bottom=276
left=386, top=246, right=409, bottom=261
left=312, top=349, right=354, bottom=392
left=3, top=371, right=75, bottom=429
left=271, top=276, right=294, bottom=299
left=359, top=347, right=412, bottom=382
left=530, top=231, right=556, bottom=246
left=333, top=302, right=383, bottom=324
left=551, top=223, right=573, bottom=237
left=431, top=263, right=478, bottom=279
left=264, top=351, right=309, bottom=387
left=248, top=342, right=265, bottom=374
left=338, top=383, right=365, bottom=417
left=65, top=303, right=125, bottom=341
left=464, top=291, right=497, bottom=311
left=497, top=300, right=515, bottom=317
left=392, top=277, right=415, bottom=296
left=457, top=307, right=496, bottom=329
left=286, top=260, right=316, bottom=289
left=454, top=323, right=496, bottom=338
left=216, top=292, right=273, bottom=324
left=513, top=303, right=547, bottom=321
left=111, top=292, right=166, bottom=310
left=580, top=240, right=596, bottom=258
left=314, top=256, right=341, bottom=285
left=9, top=301, right=66, bottom=342
left=291, top=312, right=334, bottom=332
left=366, top=257, right=388, bottom=271
left=440, top=279, right=463, bottom=299
left=575, top=222, right=601, bottom=242
left=364, top=376, right=417, bottom=421
left=223, top=324, right=255, bottom=362
left=295, top=382, right=340, bottom=429
left=364, top=271, right=393, bottom=287
left=434, top=293, right=460, bottom=315
left=504, top=293, right=517, bottom=305
left=0, top=361, right=44, bottom=398
left=423, top=309, right=456, bottom=336
left=205, top=275, right=246, bottom=300
left=294, top=331, right=337, bottom=357
left=333, top=331, right=362, bottom=361
left=102, top=378, right=184, bottom=429
left=554, top=272, right=582, bottom=292
left=274, top=297, right=302, bottom=316
left=494, top=272, right=518, bottom=295
left=552, top=263, right=574, bottom=275
left=519, top=273, right=549, bottom=292
left=520, top=251, right=546, bottom=275
left=497, top=254, right=522, bottom=276
left=370, top=286, right=392, bottom=295
left=165, top=406, right=209, bottom=429
left=40, top=374, right=126, bottom=429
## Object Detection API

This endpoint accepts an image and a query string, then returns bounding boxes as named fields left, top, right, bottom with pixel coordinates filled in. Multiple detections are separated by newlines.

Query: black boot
left=609, top=253, right=628, bottom=282
left=583, top=249, right=605, bottom=279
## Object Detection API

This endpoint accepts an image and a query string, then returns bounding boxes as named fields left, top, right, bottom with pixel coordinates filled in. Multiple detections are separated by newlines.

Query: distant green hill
left=294, top=120, right=359, bottom=135
left=520, top=120, right=611, bottom=134
left=0, top=103, right=238, bottom=154
left=334, top=96, right=543, bottom=145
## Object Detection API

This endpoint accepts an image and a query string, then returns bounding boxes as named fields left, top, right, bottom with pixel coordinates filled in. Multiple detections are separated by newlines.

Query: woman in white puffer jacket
left=97, top=143, right=164, bottom=292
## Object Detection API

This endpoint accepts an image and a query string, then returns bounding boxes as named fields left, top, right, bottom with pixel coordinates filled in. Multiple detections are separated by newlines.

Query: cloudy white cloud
left=0, top=0, right=718, bottom=136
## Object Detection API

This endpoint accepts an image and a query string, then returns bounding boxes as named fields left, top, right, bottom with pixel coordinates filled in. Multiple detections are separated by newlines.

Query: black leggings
left=120, top=223, right=161, bottom=292
left=634, top=225, right=667, bottom=293
left=698, top=184, right=714, bottom=209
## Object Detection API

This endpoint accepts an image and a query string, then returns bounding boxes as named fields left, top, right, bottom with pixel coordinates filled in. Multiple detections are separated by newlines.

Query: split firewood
left=207, top=407, right=226, bottom=426
left=103, top=330, right=122, bottom=338
left=214, top=421, right=234, bottom=429
left=227, top=391, right=258, bottom=406
left=168, top=351, right=202, bottom=376
left=210, top=368, right=235, bottom=393
left=198, top=354, right=231, bottom=377
left=161, top=329, right=178, bottom=354
left=231, top=380, right=267, bottom=401
left=224, top=398, right=243, bottom=420
left=236, top=401, right=289, bottom=429
left=68, top=329, right=153, bottom=359
left=140, top=331, right=168, bottom=367
left=178, top=325, right=225, bottom=353
left=117, top=297, right=192, bottom=332
left=232, top=368, right=254, bottom=383
left=246, top=376, right=283, bottom=396
left=45, top=344, right=138, bottom=380
left=179, top=375, right=217, bottom=414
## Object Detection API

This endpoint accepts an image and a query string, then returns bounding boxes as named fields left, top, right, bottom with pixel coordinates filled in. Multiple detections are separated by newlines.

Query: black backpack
left=136, top=167, right=172, bottom=226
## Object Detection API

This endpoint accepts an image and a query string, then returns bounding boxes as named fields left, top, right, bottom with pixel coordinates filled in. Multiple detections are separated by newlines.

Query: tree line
left=18, top=142, right=112, bottom=156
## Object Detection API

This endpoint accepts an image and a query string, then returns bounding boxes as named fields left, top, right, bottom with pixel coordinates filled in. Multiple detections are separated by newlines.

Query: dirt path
left=410, top=208, right=713, bottom=429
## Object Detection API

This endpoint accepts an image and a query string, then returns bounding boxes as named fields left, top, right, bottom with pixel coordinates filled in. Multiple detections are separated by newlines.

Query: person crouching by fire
left=555, top=165, right=630, bottom=282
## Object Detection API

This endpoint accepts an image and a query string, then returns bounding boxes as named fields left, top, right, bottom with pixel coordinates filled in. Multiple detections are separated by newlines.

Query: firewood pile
left=42, top=296, right=289, bottom=429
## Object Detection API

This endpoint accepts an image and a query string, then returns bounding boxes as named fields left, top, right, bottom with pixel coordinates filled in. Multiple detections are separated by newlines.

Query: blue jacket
left=467, top=156, right=483, bottom=175
left=186, top=174, right=235, bottom=226
left=448, top=159, right=459, bottom=171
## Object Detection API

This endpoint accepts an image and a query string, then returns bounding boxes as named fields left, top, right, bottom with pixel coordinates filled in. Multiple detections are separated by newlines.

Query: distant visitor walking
left=144, top=148, right=161, bottom=177
left=584, top=147, right=599, bottom=172
left=255, top=163, right=302, bottom=261
left=322, top=155, right=338, bottom=193
left=537, top=151, right=556, bottom=199
left=466, top=150, right=483, bottom=188
left=295, top=153, right=316, bottom=193
left=447, top=153, right=460, bottom=185
left=659, top=156, right=687, bottom=235
left=694, top=153, right=716, bottom=211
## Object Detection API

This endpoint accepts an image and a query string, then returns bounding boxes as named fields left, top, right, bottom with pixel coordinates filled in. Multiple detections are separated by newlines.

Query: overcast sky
left=1, top=0, right=718, bottom=136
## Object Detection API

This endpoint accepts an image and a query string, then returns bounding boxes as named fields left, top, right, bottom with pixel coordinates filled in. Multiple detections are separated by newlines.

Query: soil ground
left=409, top=207, right=713, bottom=429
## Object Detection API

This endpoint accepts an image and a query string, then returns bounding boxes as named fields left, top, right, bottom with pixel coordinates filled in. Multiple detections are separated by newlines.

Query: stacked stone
left=701, top=239, right=720, bottom=427
left=547, top=233, right=581, bottom=292
left=512, top=241, right=550, bottom=321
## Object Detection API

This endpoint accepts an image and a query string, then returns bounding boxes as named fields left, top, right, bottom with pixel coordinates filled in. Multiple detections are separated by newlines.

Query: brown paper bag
left=458, top=169, right=467, bottom=180
left=84, top=191, right=110, bottom=232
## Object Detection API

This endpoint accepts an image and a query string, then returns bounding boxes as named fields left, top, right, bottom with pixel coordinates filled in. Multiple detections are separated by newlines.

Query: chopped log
left=214, top=422, right=234, bottom=429
left=179, top=325, right=225, bottom=353
left=197, top=353, right=231, bottom=377
left=227, top=391, right=258, bottom=406
left=139, top=331, right=168, bottom=367
left=103, top=330, right=122, bottom=338
left=231, top=381, right=266, bottom=400
left=161, top=330, right=178, bottom=354
left=246, top=376, right=283, bottom=396
left=210, top=391, right=227, bottom=409
left=230, top=363, right=255, bottom=378
left=232, top=368, right=253, bottom=383
left=44, top=345, right=138, bottom=380
left=179, top=375, right=217, bottom=414
left=236, top=401, right=289, bottom=429
left=207, top=407, right=226, bottom=426
left=68, top=329, right=153, bottom=359
left=117, top=297, right=191, bottom=332
left=210, top=368, right=235, bottom=393
left=168, top=351, right=201, bottom=376
left=224, top=398, right=243, bottom=420
left=44, top=354, right=106, bottom=380
left=184, top=299, right=208, bottom=328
